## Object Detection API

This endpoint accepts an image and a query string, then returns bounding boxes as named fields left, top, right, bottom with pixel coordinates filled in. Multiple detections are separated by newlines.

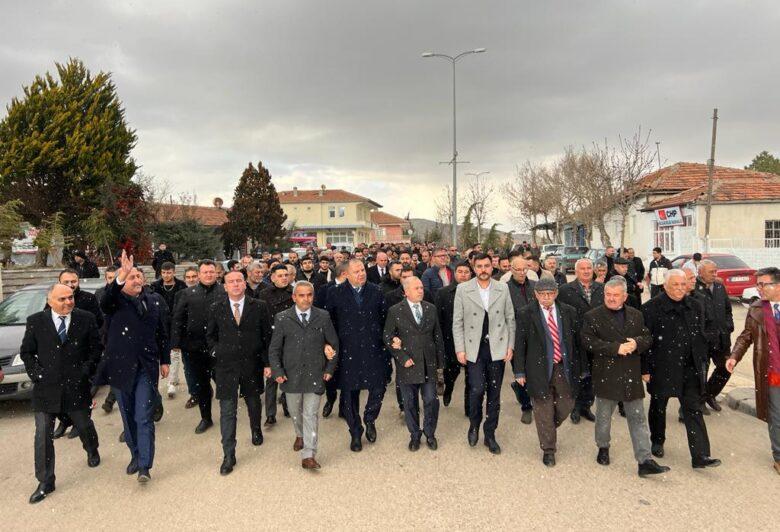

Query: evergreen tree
left=427, top=224, right=443, bottom=244
left=745, top=151, right=780, bottom=175
left=223, top=161, right=287, bottom=250
left=502, top=230, right=514, bottom=252
left=459, top=204, right=478, bottom=249
left=0, top=58, right=137, bottom=239
left=153, top=219, right=222, bottom=261
left=483, top=223, right=502, bottom=250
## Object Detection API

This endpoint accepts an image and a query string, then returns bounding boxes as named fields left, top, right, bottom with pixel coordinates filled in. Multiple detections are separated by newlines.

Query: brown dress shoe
left=293, top=437, right=304, bottom=452
left=302, top=457, right=321, bottom=470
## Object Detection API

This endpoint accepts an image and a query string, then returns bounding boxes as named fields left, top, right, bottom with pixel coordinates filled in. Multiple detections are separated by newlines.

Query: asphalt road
left=0, top=301, right=774, bottom=530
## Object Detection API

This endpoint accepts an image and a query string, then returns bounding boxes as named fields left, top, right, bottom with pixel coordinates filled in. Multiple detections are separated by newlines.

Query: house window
left=375, top=227, right=386, bottom=240
left=683, top=214, right=693, bottom=227
left=653, top=221, right=674, bottom=253
left=766, top=220, right=780, bottom=248
left=338, top=206, right=346, bottom=218
left=328, top=206, right=336, bottom=218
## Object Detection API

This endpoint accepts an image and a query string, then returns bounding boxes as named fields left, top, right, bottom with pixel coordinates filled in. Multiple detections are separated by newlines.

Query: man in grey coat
left=384, top=277, right=446, bottom=451
left=453, top=253, right=516, bottom=454
left=268, top=281, right=339, bottom=470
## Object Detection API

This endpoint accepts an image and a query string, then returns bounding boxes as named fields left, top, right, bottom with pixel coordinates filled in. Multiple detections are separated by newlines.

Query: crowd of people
left=9, top=239, right=780, bottom=504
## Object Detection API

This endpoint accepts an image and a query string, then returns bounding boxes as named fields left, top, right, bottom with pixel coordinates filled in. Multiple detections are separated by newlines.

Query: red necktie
left=546, top=307, right=562, bottom=363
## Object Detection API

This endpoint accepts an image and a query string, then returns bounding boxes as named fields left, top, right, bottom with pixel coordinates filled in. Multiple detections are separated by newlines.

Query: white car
left=540, top=244, right=564, bottom=260
left=740, top=286, right=760, bottom=308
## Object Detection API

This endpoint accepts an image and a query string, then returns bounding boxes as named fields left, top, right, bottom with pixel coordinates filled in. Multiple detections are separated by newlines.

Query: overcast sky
left=2, top=1, right=779, bottom=231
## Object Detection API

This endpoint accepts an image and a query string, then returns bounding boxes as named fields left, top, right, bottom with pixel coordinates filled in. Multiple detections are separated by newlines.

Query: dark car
left=0, top=279, right=104, bottom=401
left=557, top=246, right=590, bottom=273
left=670, top=253, right=756, bottom=298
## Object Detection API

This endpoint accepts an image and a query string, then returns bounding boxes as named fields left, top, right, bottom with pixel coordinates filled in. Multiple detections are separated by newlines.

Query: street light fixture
left=422, top=47, right=486, bottom=247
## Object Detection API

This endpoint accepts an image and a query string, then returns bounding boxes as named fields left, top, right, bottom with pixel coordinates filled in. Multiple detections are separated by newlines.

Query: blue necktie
left=774, top=303, right=780, bottom=323
left=354, top=286, right=363, bottom=305
left=57, top=316, right=67, bottom=343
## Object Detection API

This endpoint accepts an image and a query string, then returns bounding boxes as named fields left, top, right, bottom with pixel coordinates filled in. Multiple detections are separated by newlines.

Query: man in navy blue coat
left=98, top=250, right=170, bottom=483
left=328, top=259, right=388, bottom=452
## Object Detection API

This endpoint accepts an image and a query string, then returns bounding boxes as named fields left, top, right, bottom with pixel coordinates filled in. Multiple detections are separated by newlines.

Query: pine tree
left=483, top=223, right=502, bottom=250
left=745, top=151, right=780, bottom=175
left=223, top=161, right=287, bottom=250
left=460, top=205, right=478, bottom=249
left=502, top=230, right=514, bottom=252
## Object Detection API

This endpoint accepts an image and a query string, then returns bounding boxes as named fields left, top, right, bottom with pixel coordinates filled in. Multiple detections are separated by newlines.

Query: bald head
left=402, top=276, right=424, bottom=303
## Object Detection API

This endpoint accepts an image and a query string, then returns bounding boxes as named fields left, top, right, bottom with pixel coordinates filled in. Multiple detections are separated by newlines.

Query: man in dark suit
left=606, top=257, right=641, bottom=309
left=206, top=270, right=272, bottom=475
left=513, top=278, right=582, bottom=467
left=384, top=277, right=445, bottom=451
left=366, top=251, right=389, bottom=285
left=20, top=283, right=103, bottom=504
left=328, top=259, right=388, bottom=452
left=317, top=256, right=335, bottom=284
left=696, top=260, right=735, bottom=411
left=269, top=281, right=339, bottom=469
left=385, top=265, right=434, bottom=308
left=557, top=258, right=605, bottom=424
left=98, top=250, right=170, bottom=483
left=436, top=261, right=472, bottom=413
left=642, top=269, right=721, bottom=469
left=506, top=256, right=536, bottom=423
left=581, top=278, right=670, bottom=477
left=70, top=250, right=100, bottom=279
left=380, top=261, right=403, bottom=294
left=295, top=255, right=326, bottom=291
left=152, top=243, right=175, bottom=278
left=171, top=259, right=224, bottom=434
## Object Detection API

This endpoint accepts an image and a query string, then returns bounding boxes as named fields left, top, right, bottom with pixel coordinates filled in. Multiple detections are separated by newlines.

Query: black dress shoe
left=365, top=422, right=377, bottom=443
left=570, top=410, right=581, bottom=424
left=638, top=459, right=671, bottom=477
left=467, top=427, right=478, bottom=447
left=126, top=458, right=139, bottom=475
left=137, top=469, right=151, bottom=483
left=521, top=410, right=533, bottom=425
left=705, top=395, right=722, bottom=412
left=651, top=444, right=664, bottom=458
left=67, top=427, right=80, bottom=439
left=408, top=438, right=420, bottom=451
left=102, top=400, right=114, bottom=413
left=426, top=436, right=438, bottom=450
left=282, top=397, right=290, bottom=418
left=87, top=450, right=101, bottom=467
left=692, top=457, right=722, bottom=469
left=52, top=421, right=69, bottom=439
left=119, top=431, right=125, bottom=443
left=153, top=402, right=164, bottom=422
left=29, top=483, right=54, bottom=504
left=252, top=428, right=264, bottom=446
left=220, top=455, right=236, bottom=476
left=543, top=452, right=556, bottom=467
left=322, top=401, right=334, bottom=418
left=596, top=447, right=610, bottom=466
left=618, top=402, right=626, bottom=417
left=484, top=437, right=501, bottom=455
left=579, top=408, right=596, bottom=422
left=350, top=435, right=362, bottom=452
left=195, top=419, right=213, bottom=434
left=443, top=390, right=452, bottom=407
left=264, top=416, right=276, bottom=427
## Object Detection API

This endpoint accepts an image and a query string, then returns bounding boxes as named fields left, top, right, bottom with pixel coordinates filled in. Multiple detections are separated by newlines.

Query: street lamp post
left=422, top=48, right=486, bottom=247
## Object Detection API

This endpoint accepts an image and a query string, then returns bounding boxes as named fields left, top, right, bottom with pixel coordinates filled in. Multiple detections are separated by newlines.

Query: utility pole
left=655, top=141, right=662, bottom=170
left=703, top=108, right=718, bottom=252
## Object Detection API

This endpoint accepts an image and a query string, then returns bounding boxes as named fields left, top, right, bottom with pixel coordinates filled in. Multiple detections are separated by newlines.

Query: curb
left=725, top=387, right=757, bottom=418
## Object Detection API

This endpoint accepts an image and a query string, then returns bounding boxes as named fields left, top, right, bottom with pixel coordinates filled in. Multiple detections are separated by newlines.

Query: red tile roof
left=155, top=204, right=228, bottom=227
left=370, top=211, right=409, bottom=225
left=278, top=188, right=381, bottom=208
left=645, top=175, right=780, bottom=210
left=636, top=162, right=776, bottom=193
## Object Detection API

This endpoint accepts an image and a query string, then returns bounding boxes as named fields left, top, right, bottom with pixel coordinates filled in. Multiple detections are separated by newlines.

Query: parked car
left=540, top=243, right=564, bottom=260
left=670, top=253, right=756, bottom=298
left=557, top=246, right=590, bottom=273
left=584, top=248, right=605, bottom=263
left=740, top=286, right=760, bottom=308
left=0, top=279, right=104, bottom=401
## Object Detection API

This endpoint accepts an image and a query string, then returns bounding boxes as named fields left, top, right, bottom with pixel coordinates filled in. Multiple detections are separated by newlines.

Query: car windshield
left=0, top=290, right=47, bottom=326
left=564, top=247, right=588, bottom=254
left=711, top=256, right=750, bottom=270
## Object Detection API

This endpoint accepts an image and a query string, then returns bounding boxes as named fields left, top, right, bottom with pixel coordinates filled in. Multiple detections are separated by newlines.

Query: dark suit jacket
left=435, top=283, right=458, bottom=365
left=513, top=300, right=582, bottom=399
left=206, top=295, right=272, bottom=400
left=20, top=309, right=102, bottom=413
left=694, top=278, right=734, bottom=353
left=506, top=277, right=536, bottom=318
left=268, top=307, right=339, bottom=394
left=171, top=282, right=224, bottom=354
left=366, top=265, right=387, bottom=285
left=580, top=305, right=651, bottom=402
left=383, top=300, right=445, bottom=385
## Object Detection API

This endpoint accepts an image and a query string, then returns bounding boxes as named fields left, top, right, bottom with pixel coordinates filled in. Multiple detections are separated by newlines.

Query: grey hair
left=293, top=281, right=314, bottom=294
left=697, top=259, right=716, bottom=272
left=604, top=278, right=627, bottom=292
left=595, top=260, right=608, bottom=269
left=334, top=261, right=349, bottom=277
left=246, top=261, right=262, bottom=273
left=575, top=258, right=593, bottom=269
left=664, top=268, right=687, bottom=282
left=544, top=255, right=557, bottom=264
left=401, top=276, right=422, bottom=290
left=47, top=283, right=72, bottom=296
left=534, top=278, right=559, bottom=292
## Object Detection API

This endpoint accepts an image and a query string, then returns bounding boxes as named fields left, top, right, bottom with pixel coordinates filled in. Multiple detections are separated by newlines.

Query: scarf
left=762, top=300, right=780, bottom=387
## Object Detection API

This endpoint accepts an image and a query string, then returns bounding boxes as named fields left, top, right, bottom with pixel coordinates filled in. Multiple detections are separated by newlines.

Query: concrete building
left=370, top=211, right=411, bottom=244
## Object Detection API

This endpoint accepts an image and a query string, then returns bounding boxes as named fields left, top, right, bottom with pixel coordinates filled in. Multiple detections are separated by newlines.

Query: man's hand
left=625, top=338, right=637, bottom=352
left=391, top=337, right=402, bottom=350
left=516, top=377, right=526, bottom=386
left=263, top=367, right=272, bottom=378
left=503, top=347, right=513, bottom=362
left=642, top=374, right=650, bottom=383
left=324, top=344, right=335, bottom=360
left=323, top=373, right=332, bottom=382
left=275, top=375, right=287, bottom=384
left=404, top=359, right=414, bottom=368
left=617, top=343, right=632, bottom=356
left=456, top=351, right=467, bottom=366
left=118, top=249, right=134, bottom=282
left=160, top=364, right=170, bottom=378
left=725, top=358, right=737, bottom=373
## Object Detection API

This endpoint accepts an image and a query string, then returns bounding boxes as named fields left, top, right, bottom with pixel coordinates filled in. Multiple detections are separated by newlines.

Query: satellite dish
left=213, top=197, right=224, bottom=209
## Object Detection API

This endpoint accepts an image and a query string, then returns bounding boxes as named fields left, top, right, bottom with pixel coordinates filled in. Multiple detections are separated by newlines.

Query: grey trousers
left=769, top=386, right=780, bottom=461
left=595, top=397, right=652, bottom=464
left=35, top=409, right=98, bottom=486
left=286, top=392, right=321, bottom=459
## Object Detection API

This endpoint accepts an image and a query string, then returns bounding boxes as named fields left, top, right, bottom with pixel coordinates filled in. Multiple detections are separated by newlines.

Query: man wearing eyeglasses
left=421, top=248, right=453, bottom=295
left=20, top=283, right=103, bottom=504
left=728, top=267, right=780, bottom=475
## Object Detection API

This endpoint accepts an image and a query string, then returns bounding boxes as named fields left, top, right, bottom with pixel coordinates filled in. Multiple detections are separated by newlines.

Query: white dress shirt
left=540, top=304, right=558, bottom=328
left=51, top=310, right=71, bottom=332
left=229, top=297, right=245, bottom=318
left=478, top=283, right=491, bottom=312
left=406, top=299, right=423, bottom=321
left=296, top=306, right=311, bottom=322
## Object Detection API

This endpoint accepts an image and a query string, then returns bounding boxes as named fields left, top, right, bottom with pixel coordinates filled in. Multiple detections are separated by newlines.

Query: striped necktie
left=545, top=307, right=562, bottom=363
left=57, top=316, right=67, bottom=343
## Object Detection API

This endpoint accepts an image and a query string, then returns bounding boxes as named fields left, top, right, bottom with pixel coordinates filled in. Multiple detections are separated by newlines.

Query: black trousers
left=342, top=387, right=386, bottom=438
left=706, top=349, right=732, bottom=399
left=467, top=341, right=505, bottom=437
left=35, top=409, right=98, bottom=486
left=325, top=376, right=338, bottom=405
left=219, top=393, right=262, bottom=456
left=648, top=364, right=711, bottom=460
left=400, top=381, right=439, bottom=440
left=444, top=359, right=471, bottom=414
left=575, top=374, right=595, bottom=411
left=188, top=351, right=214, bottom=422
